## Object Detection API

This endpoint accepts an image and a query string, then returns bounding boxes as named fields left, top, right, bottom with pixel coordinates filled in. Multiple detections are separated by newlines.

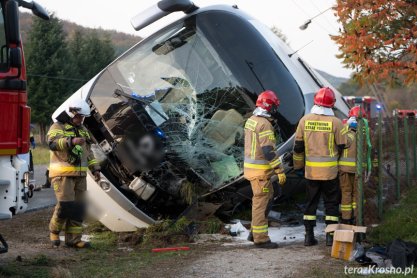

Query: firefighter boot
left=254, top=240, right=278, bottom=249
left=304, top=226, right=318, bottom=246
left=247, top=232, right=254, bottom=242
left=50, top=232, right=60, bottom=247
left=326, top=232, right=334, bottom=246
left=66, top=241, right=91, bottom=249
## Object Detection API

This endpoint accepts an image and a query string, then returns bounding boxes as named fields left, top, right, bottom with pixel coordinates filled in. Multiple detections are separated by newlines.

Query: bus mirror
left=9, top=47, right=22, bottom=69
left=5, top=0, right=20, bottom=45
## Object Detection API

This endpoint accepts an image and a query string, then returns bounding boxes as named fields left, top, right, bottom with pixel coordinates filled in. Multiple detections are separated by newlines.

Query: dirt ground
left=0, top=208, right=353, bottom=278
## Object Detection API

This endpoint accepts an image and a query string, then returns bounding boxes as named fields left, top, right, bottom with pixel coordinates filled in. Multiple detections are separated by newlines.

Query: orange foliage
left=332, top=0, right=417, bottom=85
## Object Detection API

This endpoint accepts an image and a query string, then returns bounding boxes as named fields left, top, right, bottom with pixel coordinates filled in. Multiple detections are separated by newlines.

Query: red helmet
left=256, top=90, right=280, bottom=111
left=313, top=87, right=336, bottom=108
left=349, top=105, right=366, bottom=118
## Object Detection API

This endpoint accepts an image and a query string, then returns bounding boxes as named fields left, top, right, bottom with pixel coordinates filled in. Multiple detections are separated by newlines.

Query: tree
left=67, top=29, right=115, bottom=92
left=26, top=15, right=72, bottom=143
left=332, top=0, right=417, bottom=85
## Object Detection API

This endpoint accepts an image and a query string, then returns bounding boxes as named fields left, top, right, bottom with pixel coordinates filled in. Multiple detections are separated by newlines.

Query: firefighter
left=47, top=98, right=101, bottom=248
left=244, top=90, right=286, bottom=249
left=339, top=106, right=364, bottom=225
left=293, top=87, right=347, bottom=247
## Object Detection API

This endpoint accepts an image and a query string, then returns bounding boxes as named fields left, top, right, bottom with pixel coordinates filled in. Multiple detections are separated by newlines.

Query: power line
left=27, top=74, right=88, bottom=82
left=291, top=0, right=335, bottom=35
left=308, top=0, right=339, bottom=34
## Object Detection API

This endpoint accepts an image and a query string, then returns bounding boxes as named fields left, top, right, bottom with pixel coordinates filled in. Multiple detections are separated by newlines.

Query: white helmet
left=66, top=98, right=91, bottom=118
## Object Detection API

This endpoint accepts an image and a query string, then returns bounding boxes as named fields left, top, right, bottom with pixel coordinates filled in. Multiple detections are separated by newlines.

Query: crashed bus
left=52, top=1, right=350, bottom=231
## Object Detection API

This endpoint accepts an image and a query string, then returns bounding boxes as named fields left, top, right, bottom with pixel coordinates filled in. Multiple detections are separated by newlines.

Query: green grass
left=369, top=186, right=417, bottom=244
left=32, top=145, right=50, bottom=165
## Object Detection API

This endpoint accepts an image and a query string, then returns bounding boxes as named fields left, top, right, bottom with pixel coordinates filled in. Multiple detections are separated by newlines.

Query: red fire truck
left=343, top=96, right=381, bottom=120
left=0, top=0, right=48, bottom=254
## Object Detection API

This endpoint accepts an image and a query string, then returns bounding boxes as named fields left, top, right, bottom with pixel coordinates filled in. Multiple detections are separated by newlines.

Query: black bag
left=387, top=239, right=417, bottom=269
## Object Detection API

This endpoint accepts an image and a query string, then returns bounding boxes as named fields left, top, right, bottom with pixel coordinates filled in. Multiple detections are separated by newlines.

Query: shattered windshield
left=89, top=11, right=304, bottom=189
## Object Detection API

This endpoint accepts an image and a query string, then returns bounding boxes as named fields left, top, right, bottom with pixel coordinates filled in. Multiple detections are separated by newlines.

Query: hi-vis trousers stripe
left=325, top=215, right=339, bottom=222
left=303, top=215, right=316, bottom=220
left=252, top=225, right=268, bottom=233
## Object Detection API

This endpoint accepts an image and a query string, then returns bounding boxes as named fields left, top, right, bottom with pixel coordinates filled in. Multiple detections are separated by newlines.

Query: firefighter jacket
left=293, top=113, right=347, bottom=180
left=243, top=115, right=284, bottom=179
left=339, top=125, right=356, bottom=173
left=48, top=122, right=100, bottom=178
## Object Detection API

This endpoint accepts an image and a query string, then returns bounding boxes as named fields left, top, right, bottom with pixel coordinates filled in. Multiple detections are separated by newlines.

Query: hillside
left=18, top=12, right=350, bottom=89
left=315, top=69, right=349, bottom=90
left=19, top=12, right=141, bottom=56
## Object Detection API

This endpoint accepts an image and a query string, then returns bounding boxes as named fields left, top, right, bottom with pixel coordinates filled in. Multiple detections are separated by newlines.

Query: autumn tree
left=332, top=0, right=417, bottom=85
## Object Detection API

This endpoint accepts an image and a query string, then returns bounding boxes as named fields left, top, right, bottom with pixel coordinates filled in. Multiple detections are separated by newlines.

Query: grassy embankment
left=31, top=145, right=50, bottom=165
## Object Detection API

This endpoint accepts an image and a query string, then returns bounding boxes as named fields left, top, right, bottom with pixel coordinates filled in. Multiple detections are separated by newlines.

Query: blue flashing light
left=155, top=128, right=165, bottom=138
left=376, top=104, right=382, bottom=110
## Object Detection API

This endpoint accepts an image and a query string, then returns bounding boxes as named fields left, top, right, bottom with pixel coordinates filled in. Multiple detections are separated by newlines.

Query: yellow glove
left=277, top=173, right=286, bottom=185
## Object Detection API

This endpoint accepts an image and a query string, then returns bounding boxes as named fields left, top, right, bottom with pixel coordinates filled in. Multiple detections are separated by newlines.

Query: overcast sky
left=32, top=0, right=353, bottom=79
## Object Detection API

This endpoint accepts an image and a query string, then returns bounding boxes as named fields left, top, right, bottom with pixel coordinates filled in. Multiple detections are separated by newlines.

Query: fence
left=356, top=111, right=417, bottom=226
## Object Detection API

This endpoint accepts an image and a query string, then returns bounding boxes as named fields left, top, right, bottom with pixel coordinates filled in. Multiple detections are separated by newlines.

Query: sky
left=31, top=0, right=353, bottom=79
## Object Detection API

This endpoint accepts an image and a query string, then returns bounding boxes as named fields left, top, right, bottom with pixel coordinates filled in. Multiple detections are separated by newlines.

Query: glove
left=294, top=169, right=304, bottom=177
left=72, top=137, right=85, bottom=145
left=93, top=171, right=101, bottom=181
left=277, top=173, right=286, bottom=185
left=347, top=117, right=357, bottom=130
left=72, top=145, right=83, bottom=156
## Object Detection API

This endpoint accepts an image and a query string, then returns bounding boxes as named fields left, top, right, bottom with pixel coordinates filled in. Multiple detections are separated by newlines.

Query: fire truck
left=0, top=0, right=48, bottom=254
left=343, top=96, right=381, bottom=120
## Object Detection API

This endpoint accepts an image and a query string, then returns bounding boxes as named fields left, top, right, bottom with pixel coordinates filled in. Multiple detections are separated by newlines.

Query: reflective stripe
left=259, top=130, right=274, bottom=137
left=303, top=215, right=316, bottom=220
left=306, top=161, right=338, bottom=167
left=48, top=130, right=64, bottom=137
left=244, top=163, right=271, bottom=170
left=328, top=133, right=334, bottom=157
left=306, top=156, right=338, bottom=167
left=293, top=153, right=304, bottom=161
left=259, top=130, right=275, bottom=140
left=88, top=159, right=98, bottom=166
left=66, top=226, right=83, bottom=234
left=262, top=187, right=269, bottom=193
left=325, top=216, right=339, bottom=221
left=269, top=158, right=281, bottom=168
left=251, top=132, right=256, bottom=159
left=50, top=165, right=88, bottom=172
left=341, top=204, right=352, bottom=211
left=352, top=202, right=357, bottom=209
left=339, top=161, right=356, bottom=167
left=252, top=225, right=268, bottom=233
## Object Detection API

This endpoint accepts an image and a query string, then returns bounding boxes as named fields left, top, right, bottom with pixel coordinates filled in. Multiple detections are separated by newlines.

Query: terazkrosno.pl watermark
left=344, top=265, right=414, bottom=275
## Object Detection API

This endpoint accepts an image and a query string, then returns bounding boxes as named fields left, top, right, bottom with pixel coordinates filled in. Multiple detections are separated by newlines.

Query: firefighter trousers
left=339, top=172, right=357, bottom=221
left=49, top=176, right=86, bottom=246
left=250, top=176, right=274, bottom=244
left=303, top=179, right=341, bottom=227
